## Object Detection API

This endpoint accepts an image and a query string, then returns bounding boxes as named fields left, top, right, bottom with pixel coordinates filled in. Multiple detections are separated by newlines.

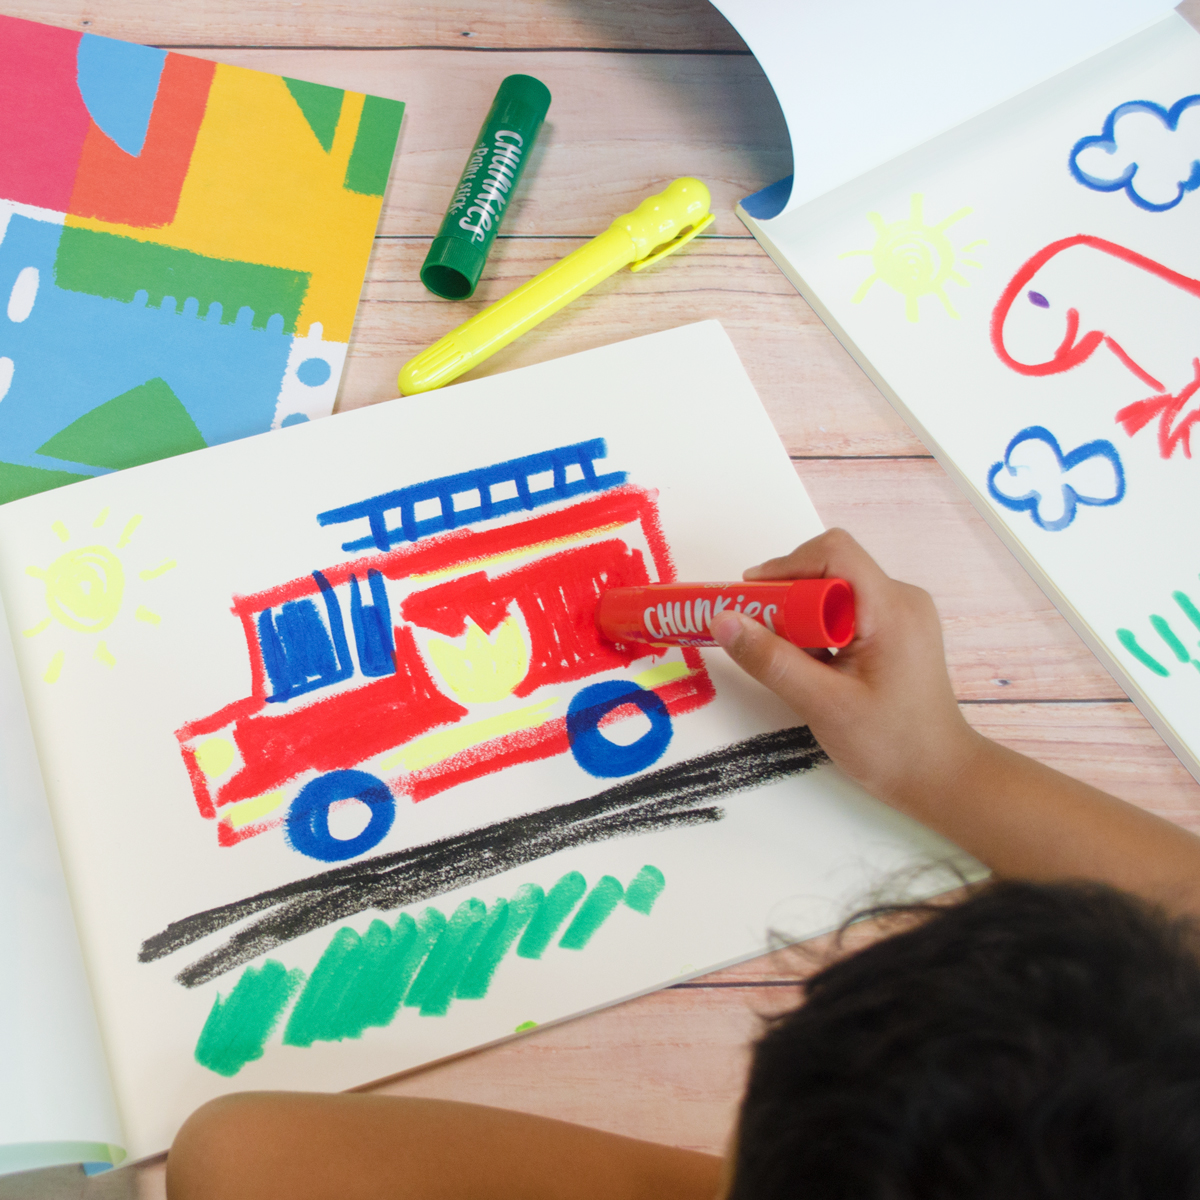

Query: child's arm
left=709, top=528, right=1200, bottom=919
left=166, top=1092, right=723, bottom=1200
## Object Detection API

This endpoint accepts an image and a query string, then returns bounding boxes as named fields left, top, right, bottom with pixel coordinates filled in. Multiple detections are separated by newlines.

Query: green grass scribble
left=1173, top=591, right=1200, bottom=636
left=560, top=877, right=624, bottom=949
left=1117, top=628, right=1170, bottom=677
left=196, top=865, right=665, bottom=1074
left=194, top=959, right=303, bottom=1077
left=623, top=865, right=667, bottom=914
left=517, top=871, right=588, bottom=959
left=1150, top=614, right=1190, bottom=663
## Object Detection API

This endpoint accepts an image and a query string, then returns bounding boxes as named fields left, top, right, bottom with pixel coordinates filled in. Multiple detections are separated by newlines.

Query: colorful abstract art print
left=0, top=16, right=404, bottom=505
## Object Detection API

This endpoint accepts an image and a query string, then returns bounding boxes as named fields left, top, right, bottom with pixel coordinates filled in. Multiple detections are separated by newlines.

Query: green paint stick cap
left=421, top=74, right=552, bottom=300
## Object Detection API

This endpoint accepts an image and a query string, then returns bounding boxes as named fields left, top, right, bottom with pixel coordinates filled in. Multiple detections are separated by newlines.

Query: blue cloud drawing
left=987, top=426, right=1125, bottom=532
left=1070, top=95, right=1200, bottom=212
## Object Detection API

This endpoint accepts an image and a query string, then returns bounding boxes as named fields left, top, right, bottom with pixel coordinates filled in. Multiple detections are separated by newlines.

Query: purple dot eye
left=1028, top=290, right=1050, bottom=308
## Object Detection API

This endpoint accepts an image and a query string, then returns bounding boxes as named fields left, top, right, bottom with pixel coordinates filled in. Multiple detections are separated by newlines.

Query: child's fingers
left=711, top=610, right=848, bottom=722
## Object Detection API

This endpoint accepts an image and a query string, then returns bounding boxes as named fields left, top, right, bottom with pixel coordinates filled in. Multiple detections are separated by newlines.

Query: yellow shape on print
left=634, top=661, right=693, bottom=689
left=44, top=651, right=64, bottom=684
left=117, top=514, right=142, bottom=549
left=52, top=521, right=69, bottom=543
left=29, top=546, right=125, bottom=633
left=135, top=606, right=161, bottom=625
left=92, top=508, right=109, bottom=528
left=139, top=559, right=176, bottom=581
left=842, top=193, right=984, bottom=322
left=194, top=737, right=236, bottom=778
left=93, top=641, right=116, bottom=668
left=225, top=790, right=285, bottom=829
left=23, top=618, right=50, bottom=638
left=64, top=65, right=383, bottom=342
left=382, top=698, right=559, bottom=773
left=426, top=616, right=530, bottom=703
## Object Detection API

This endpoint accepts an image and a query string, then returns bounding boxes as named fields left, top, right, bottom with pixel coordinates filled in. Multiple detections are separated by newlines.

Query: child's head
left=727, top=880, right=1200, bottom=1199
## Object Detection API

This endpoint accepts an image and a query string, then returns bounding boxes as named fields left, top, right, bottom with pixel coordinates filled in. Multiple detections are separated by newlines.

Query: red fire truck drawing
left=176, top=439, right=715, bottom=863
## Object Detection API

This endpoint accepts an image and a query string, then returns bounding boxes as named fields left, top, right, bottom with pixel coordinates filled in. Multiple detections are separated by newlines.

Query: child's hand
left=709, top=528, right=980, bottom=809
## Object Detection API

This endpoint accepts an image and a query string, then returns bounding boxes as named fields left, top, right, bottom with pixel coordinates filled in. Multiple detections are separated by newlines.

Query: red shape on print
left=0, top=16, right=90, bottom=211
left=400, top=570, right=514, bottom=637
left=67, top=52, right=215, bottom=228
left=991, top=234, right=1200, bottom=459
left=220, top=624, right=468, bottom=804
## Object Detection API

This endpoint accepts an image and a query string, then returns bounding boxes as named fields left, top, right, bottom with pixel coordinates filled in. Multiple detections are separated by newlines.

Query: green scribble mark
left=194, top=959, right=303, bottom=1077
left=1173, top=591, right=1200, bottom=637
left=405, top=899, right=489, bottom=1016
left=283, top=78, right=344, bottom=152
left=623, top=865, right=666, bottom=915
left=1150, top=614, right=1190, bottom=663
left=344, top=95, right=405, bottom=196
left=283, top=908, right=443, bottom=1047
left=457, top=884, right=543, bottom=1000
left=0, top=462, right=90, bottom=504
left=517, top=871, right=587, bottom=959
left=1117, top=628, right=1169, bottom=677
left=560, top=876, right=624, bottom=950
left=37, top=378, right=207, bottom=471
left=54, top=226, right=310, bottom=332
left=515, top=1021, right=538, bottom=1033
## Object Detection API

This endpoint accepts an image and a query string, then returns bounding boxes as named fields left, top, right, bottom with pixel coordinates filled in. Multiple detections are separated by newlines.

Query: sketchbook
left=0, top=15, right=403, bottom=504
left=0, top=321, right=975, bottom=1175
left=729, top=9, right=1200, bottom=784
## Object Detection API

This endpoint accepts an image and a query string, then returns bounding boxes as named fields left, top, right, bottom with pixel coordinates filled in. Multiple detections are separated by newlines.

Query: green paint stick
left=623, top=865, right=666, bottom=915
left=517, top=871, right=587, bottom=959
left=195, top=960, right=303, bottom=1077
left=420, top=74, right=551, bottom=299
left=560, top=876, right=624, bottom=950
left=1117, top=628, right=1170, bottom=677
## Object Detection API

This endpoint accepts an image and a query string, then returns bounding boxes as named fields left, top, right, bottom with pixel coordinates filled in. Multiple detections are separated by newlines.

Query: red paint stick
left=596, top=580, right=855, bottom=650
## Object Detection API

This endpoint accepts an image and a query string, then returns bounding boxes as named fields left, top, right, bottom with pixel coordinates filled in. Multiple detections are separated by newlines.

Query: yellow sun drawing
left=23, top=508, right=176, bottom=683
left=842, top=193, right=985, bottom=322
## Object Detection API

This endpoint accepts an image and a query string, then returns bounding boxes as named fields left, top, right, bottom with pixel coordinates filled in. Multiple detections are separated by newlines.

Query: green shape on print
left=37, top=378, right=207, bottom=470
left=560, top=876, right=624, bottom=950
left=516, top=871, right=587, bottom=959
left=0, top=461, right=90, bottom=505
left=623, top=865, right=666, bottom=915
left=284, top=78, right=344, bottom=152
left=343, top=95, right=405, bottom=196
left=53, top=225, right=311, bottom=332
left=456, top=884, right=543, bottom=1001
left=194, top=959, right=303, bottom=1077
left=405, top=898, right=490, bottom=1017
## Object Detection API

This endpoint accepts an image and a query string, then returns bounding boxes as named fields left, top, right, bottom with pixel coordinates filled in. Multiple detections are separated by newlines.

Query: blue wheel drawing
left=566, top=680, right=672, bottom=779
left=286, top=769, right=395, bottom=862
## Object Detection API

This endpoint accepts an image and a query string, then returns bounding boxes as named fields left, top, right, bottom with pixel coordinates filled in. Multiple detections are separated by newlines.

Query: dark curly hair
left=728, top=880, right=1200, bottom=1200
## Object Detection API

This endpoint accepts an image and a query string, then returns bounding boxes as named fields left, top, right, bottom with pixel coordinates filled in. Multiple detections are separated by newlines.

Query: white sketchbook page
left=712, top=0, right=1176, bottom=217
left=0, top=586, right=123, bottom=1171
left=0, top=322, right=973, bottom=1158
left=747, top=16, right=1200, bottom=775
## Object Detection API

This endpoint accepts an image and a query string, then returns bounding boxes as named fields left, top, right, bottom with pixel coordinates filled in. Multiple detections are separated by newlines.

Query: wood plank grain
left=153, top=48, right=790, bottom=239
left=339, top=238, right=924, bottom=456
left=5, top=0, right=749, bottom=51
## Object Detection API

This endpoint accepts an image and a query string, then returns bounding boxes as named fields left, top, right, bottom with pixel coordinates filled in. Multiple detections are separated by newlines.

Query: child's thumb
left=710, top=610, right=832, bottom=722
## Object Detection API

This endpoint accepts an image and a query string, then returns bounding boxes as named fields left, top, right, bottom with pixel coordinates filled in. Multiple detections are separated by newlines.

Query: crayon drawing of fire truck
left=176, top=439, right=715, bottom=863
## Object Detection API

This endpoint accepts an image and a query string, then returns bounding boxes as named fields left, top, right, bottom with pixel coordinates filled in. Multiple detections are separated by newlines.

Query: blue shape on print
left=76, top=34, right=167, bottom=157
left=258, top=571, right=354, bottom=703
left=1070, top=95, right=1200, bottom=212
left=286, top=770, right=395, bottom=862
left=282, top=412, right=310, bottom=427
left=566, top=681, right=672, bottom=779
left=0, top=216, right=290, bottom=475
left=349, top=570, right=395, bottom=678
left=987, top=426, right=1125, bottom=532
left=296, top=356, right=332, bottom=386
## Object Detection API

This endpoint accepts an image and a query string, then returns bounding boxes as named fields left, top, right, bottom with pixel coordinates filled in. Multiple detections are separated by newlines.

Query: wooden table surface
left=6, top=2, right=1200, bottom=1196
